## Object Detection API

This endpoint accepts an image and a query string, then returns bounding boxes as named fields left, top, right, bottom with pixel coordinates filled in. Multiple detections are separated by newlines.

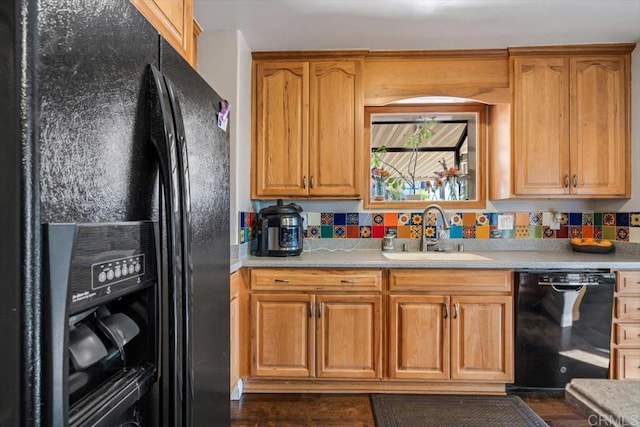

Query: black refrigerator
left=1, top=0, right=230, bottom=425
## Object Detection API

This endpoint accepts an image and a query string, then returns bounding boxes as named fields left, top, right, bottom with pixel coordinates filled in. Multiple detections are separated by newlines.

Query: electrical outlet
left=543, top=211, right=561, bottom=230
left=497, top=214, right=514, bottom=230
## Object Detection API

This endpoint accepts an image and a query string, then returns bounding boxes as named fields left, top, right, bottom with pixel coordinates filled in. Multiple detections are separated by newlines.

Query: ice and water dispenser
left=44, top=222, right=159, bottom=426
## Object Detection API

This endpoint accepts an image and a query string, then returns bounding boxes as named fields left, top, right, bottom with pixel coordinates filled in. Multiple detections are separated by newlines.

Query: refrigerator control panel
left=91, top=254, right=145, bottom=290
left=46, top=221, right=158, bottom=314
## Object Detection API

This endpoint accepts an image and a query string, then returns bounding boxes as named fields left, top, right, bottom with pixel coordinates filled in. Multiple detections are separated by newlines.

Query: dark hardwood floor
left=231, top=392, right=589, bottom=426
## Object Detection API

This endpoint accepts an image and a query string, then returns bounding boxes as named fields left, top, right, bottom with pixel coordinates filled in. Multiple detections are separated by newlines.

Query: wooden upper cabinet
left=512, top=57, right=570, bottom=195
left=254, top=62, right=309, bottom=197
left=509, top=45, right=633, bottom=198
left=131, top=0, right=195, bottom=66
left=570, top=56, right=628, bottom=196
left=252, top=53, right=365, bottom=199
left=308, top=61, right=361, bottom=197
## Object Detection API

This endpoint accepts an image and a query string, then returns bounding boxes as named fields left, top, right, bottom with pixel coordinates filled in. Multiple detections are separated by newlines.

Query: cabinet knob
left=564, top=174, right=570, bottom=188
left=572, top=174, right=578, bottom=188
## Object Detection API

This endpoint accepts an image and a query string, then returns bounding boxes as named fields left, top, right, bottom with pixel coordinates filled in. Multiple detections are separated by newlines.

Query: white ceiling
left=194, top=0, right=640, bottom=51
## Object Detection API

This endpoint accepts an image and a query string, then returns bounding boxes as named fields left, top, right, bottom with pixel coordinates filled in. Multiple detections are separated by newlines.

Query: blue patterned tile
left=334, top=225, right=346, bottom=238
left=321, top=213, right=334, bottom=225
left=347, top=212, right=359, bottom=225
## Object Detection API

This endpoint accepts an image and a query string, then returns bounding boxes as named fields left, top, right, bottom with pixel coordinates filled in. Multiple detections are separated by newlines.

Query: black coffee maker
left=256, top=200, right=304, bottom=256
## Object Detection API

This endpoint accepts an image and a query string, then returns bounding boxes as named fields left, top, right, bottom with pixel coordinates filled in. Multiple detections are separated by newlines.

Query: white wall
left=197, top=30, right=253, bottom=244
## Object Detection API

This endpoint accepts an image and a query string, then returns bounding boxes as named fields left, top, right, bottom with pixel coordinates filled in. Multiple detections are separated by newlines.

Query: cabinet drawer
left=613, top=348, right=640, bottom=379
left=617, top=271, right=640, bottom=294
left=615, top=297, right=640, bottom=321
left=251, top=268, right=382, bottom=292
left=389, top=269, right=512, bottom=294
left=614, top=323, right=640, bottom=347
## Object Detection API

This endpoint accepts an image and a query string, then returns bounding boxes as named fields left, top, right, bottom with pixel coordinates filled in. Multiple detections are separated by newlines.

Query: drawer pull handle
left=341, top=279, right=356, bottom=284
left=274, top=279, right=290, bottom=283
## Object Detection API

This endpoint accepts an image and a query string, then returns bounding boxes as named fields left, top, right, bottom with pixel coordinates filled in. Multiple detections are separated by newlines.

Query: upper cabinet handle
left=274, top=279, right=290, bottom=283
left=572, top=174, right=578, bottom=188
left=564, top=174, right=570, bottom=188
left=302, top=176, right=307, bottom=189
left=309, top=303, right=314, bottom=318
left=310, top=176, right=315, bottom=189
left=453, top=303, right=459, bottom=319
left=443, top=304, right=448, bottom=319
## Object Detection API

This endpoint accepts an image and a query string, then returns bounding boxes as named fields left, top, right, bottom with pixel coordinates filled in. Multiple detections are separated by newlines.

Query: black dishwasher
left=512, top=270, right=615, bottom=391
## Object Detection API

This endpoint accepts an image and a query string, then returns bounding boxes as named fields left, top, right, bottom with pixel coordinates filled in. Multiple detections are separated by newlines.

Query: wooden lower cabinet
left=611, top=270, right=640, bottom=379
left=246, top=267, right=513, bottom=393
left=389, top=294, right=513, bottom=382
left=388, top=269, right=514, bottom=384
left=251, top=292, right=381, bottom=379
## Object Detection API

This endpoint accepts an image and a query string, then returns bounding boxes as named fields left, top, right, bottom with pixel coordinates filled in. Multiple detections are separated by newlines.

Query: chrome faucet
left=421, top=204, right=451, bottom=252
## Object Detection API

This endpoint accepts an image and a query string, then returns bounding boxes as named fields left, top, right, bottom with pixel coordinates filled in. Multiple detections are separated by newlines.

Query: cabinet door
left=251, top=293, right=315, bottom=377
left=570, top=56, right=628, bottom=196
left=254, top=61, right=309, bottom=197
left=450, top=296, right=513, bottom=381
left=389, top=295, right=449, bottom=380
left=316, top=294, right=381, bottom=378
left=512, top=57, right=570, bottom=195
left=230, top=284, right=239, bottom=391
left=308, top=61, right=362, bottom=197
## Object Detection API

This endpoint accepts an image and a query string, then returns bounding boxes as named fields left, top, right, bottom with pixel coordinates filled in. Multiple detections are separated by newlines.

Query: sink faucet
left=421, top=204, right=451, bottom=252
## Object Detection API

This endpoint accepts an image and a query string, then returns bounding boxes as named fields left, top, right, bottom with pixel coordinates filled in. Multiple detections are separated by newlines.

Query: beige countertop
left=232, top=247, right=640, bottom=272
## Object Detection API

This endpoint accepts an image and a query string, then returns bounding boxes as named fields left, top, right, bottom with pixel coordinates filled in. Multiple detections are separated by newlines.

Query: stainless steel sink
left=382, top=251, right=493, bottom=261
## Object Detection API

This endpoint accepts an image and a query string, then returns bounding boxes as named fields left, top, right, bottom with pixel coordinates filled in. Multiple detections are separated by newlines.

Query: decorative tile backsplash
left=239, top=211, right=640, bottom=244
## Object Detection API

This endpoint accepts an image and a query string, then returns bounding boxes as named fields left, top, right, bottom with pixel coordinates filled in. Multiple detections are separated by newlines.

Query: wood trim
left=508, top=43, right=636, bottom=56
left=242, top=378, right=507, bottom=395
left=252, top=50, right=369, bottom=60
left=488, top=104, right=512, bottom=199
left=363, top=104, right=487, bottom=210
left=367, top=49, right=508, bottom=59
left=363, top=55, right=509, bottom=105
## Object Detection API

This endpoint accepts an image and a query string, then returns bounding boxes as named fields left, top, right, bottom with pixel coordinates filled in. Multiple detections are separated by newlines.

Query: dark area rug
left=371, top=394, right=549, bottom=427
